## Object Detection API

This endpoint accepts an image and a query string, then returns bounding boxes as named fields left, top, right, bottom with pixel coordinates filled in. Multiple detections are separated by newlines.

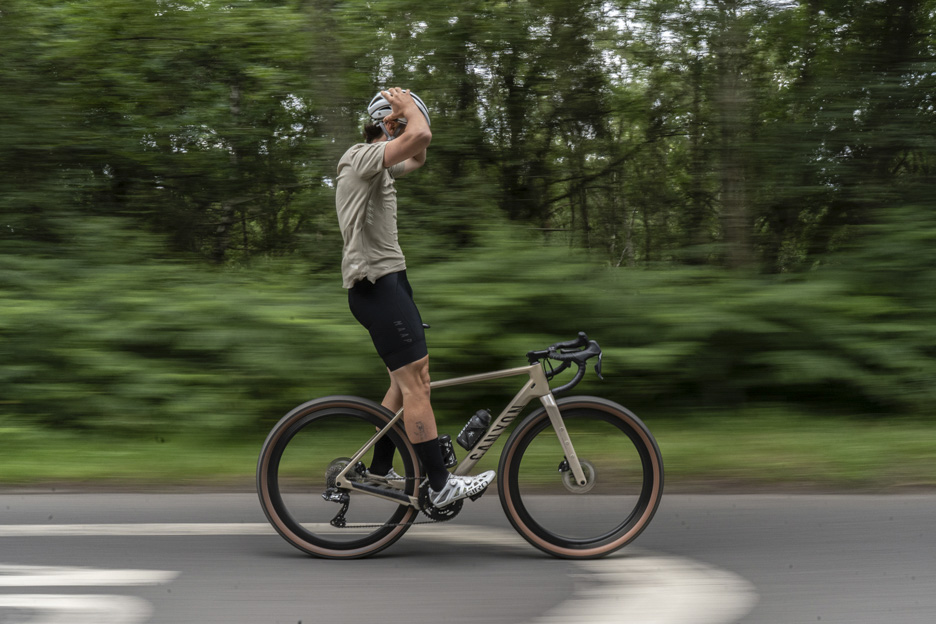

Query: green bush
left=2, top=215, right=935, bottom=442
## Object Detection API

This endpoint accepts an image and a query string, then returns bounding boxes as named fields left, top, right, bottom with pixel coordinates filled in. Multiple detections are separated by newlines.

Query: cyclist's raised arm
left=396, top=147, right=427, bottom=177
left=381, top=88, right=431, bottom=170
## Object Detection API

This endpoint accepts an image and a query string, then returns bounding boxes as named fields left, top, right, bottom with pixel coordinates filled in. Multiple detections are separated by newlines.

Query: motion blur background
left=2, top=0, right=934, bottom=488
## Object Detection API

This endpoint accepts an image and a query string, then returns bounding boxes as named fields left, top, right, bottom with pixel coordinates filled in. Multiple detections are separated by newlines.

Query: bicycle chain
left=329, top=476, right=464, bottom=529
left=332, top=514, right=453, bottom=529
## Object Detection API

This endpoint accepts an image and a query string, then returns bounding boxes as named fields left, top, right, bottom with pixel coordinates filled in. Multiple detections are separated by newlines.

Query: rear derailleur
left=322, top=487, right=351, bottom=528
left=321, top=457, right=364, bottom=528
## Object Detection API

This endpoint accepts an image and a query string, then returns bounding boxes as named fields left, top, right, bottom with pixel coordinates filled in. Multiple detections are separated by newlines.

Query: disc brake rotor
left=561, top=459, right=597, bottom=493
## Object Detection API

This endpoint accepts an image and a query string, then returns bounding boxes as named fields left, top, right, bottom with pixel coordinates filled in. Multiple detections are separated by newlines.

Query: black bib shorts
left=348, top=270, right=428, bottom=371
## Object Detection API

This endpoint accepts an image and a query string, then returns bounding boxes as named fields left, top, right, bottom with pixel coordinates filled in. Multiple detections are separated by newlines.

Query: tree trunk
left=213, top=83, right=240, bottom=264
left=713, top=0, right=753, bottom=269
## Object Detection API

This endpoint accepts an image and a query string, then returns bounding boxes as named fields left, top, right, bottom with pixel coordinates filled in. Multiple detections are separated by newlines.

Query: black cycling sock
left=413, top=439, right=450, bottom=491
left=368, top=436, right=396, bottom=476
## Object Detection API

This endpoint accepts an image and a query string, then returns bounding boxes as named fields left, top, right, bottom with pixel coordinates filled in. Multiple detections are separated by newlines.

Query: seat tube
left=539, top=394, right=588, bottom=487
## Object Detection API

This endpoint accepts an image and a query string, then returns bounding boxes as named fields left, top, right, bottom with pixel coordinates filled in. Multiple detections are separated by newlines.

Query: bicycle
left=257, top=332, right=664, bottom=559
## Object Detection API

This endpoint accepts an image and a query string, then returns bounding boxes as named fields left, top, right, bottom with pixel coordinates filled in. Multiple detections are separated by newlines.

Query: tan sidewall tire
left=257, top=395, right=420, bottom=559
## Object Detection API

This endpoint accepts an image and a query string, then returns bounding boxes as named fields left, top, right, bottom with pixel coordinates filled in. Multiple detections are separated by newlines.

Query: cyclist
left=335, top=87, right=495, bottom=508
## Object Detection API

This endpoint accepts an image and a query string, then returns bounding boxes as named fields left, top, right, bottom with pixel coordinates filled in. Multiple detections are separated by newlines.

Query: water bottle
left=438, top=434, right=458, bottom=468
left=457, top=409, right=491, bottom=451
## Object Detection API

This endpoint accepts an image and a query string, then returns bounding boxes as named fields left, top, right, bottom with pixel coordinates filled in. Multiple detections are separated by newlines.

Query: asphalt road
left=0, top=492, right=933, bottom=623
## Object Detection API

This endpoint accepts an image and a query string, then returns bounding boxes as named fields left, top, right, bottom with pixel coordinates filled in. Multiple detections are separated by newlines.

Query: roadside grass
left=0, top=427, right=263, bottom=489
left=653, top=412, right=936, bottom=490
left=1, top=413, right=934, bottom=491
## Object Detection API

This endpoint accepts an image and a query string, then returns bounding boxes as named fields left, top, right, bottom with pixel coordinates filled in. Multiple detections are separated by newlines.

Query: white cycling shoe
left=429, top=470, right=495, bottom=508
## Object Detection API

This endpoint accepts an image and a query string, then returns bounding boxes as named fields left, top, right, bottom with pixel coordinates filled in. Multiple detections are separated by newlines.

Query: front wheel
left=498, top=396, right=663, bottom=559
left=257, top=396, right=420, bottom=559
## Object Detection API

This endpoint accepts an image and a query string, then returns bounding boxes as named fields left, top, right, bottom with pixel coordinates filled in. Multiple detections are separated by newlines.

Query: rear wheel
left=498, top=396, right=663, bottom=559
left=257, top=396, right=420, bottom=559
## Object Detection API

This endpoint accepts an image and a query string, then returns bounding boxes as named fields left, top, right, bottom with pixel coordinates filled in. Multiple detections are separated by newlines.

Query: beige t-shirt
left=335, top=142, right=407, bottom=288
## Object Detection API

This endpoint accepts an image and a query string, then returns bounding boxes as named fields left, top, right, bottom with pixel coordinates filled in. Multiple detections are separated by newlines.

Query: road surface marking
left=408, top=524, right=759, bottom=624
left=0, top=565, right=178, bottom=624
left=0, top=564, right=178, bottom=586
left=534, top=556, right=758, bottom=624
left=0, top=523, right=758, bottom=623
left=0, top=523, right=274, bottom=537
left=0, top=595, right=153, bottom=624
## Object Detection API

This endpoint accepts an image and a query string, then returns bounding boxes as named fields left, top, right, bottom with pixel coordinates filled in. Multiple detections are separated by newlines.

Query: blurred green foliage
left=2, top=209, right=934, bottom=439
left=2, top=0, right=936, bottom=448
left=5, top=0, right=936, bottom=267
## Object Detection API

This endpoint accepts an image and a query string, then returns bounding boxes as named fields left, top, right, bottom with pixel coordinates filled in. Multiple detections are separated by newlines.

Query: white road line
left=0, top=564, right=178, bottom=587
left=407, top=523, right=539, bottom=549
left=0, top=595, right=154, bottom=624
left=0, top=523, right=759, bottom=624
left=406, top=525, right=760, bottom=624
left=533, top=556, right=758, bottom=624
left=0, top=523, right=542, bottom=538
left=0, top=565, right=178, bottom=624
left=0, top=523, right=275, bottom=536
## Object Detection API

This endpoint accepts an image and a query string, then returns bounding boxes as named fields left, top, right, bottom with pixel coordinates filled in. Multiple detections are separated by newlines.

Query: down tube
left=452, top=377, right=544, bottom=477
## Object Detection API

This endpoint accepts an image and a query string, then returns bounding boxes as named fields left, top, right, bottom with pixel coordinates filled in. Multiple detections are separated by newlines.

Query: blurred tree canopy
left=2, top=0, right=935, bottom=436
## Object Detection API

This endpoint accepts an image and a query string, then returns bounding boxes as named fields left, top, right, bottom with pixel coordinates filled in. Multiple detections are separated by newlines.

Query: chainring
left=418, top=482, right=464, bottom=521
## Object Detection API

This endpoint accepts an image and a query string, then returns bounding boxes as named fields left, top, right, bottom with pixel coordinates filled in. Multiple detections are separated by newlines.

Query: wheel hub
left=324, top=457, right=352, bottom=490
left=560, top=459, right=597, bottom=493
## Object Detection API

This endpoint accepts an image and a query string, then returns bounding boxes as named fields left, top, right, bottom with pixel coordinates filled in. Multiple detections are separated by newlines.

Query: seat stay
left=334, top=407, right=421, bottom=506
left=335, top=406, right=404, bottom=483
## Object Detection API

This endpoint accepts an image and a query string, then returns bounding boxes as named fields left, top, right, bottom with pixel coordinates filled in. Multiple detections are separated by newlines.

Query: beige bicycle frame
left=334, top=363, right=588, bottom=506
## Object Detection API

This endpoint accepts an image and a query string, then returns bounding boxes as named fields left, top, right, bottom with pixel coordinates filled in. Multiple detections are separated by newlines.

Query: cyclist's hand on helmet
left=381, top=87, right=417, bottom=122
left=369, top=88, right=432, bottom=127
left=379, top=88, right=431, bottom=169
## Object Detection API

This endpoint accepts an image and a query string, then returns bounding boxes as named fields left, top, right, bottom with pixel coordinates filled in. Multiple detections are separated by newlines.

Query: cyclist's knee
left=392, top=356, right=431, bottom=396
left=415, top=357, right=431, bottom=387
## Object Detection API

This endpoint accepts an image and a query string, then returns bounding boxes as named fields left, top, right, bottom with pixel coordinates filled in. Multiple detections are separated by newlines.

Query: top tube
left=429, top=363, right=548, bottom=393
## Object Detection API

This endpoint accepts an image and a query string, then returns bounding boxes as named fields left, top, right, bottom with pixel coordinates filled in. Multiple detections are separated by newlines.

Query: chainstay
left=332, top=481, right=463, bottom=528
left=333, top=463, right=470, bottom=528
left=334, top=502, right=458, bottom=529
left=334, top=516, right=446, bottom=529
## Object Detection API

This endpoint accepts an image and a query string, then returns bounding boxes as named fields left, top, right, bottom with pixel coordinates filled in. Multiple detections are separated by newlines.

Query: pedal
left=468, top=484, right=490, bottom=502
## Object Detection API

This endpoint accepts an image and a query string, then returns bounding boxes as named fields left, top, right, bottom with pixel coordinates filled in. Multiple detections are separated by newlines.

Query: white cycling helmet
left=367, top=90, right=431, bottom=127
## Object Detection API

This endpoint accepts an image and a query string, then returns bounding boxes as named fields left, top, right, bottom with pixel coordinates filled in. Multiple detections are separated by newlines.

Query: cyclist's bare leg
left=369, top=358, right=439, bottom=478
left=388, top=355, right=438, bottom=443
left=368, top=372, right=404, bottom=476
left=381, top=372, right=403, bottom=413
left=388, top=355, right=450, bottom=490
